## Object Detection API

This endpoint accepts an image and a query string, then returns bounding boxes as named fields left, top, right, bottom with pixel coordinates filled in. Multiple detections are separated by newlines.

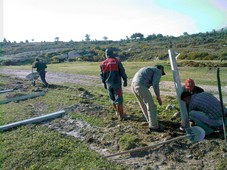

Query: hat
left=105, top=48, right=114, bottom=58
left=156, top=65, right=166, bottom=75
left=181, top=91, right=192, bottom=100
left=185, top=78, right=195, bottom=91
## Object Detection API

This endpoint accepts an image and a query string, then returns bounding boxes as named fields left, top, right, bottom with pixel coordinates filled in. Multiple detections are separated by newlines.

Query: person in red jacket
left=100, top=48, right=128, bottom=120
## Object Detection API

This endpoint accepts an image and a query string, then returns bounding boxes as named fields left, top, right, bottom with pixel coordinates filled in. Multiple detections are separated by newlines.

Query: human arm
left=153, top=71, right=162, bottom=105
left=157, top=96, right=162, bottom=105
left=32, top=62, right=37, bottom=68
left=118, top=62, right=128, bottom=87
left=100, top=65, right=107, bottom=89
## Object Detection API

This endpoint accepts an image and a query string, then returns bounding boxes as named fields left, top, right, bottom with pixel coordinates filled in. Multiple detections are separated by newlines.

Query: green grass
left=0, top=125, right=126, bottom=170
left=1, top=61, right=227, bottom=169
left=2, top=61, right=227, bottom=85
left=0, top=77, right=129, bottom=169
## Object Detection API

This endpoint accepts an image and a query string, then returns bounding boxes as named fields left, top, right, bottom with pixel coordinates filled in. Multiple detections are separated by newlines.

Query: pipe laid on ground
left=0, top=110, right=65, bottom=132
left=0, top=89, right=14, bottom=94
left=0, top=91, right=45, bottom=104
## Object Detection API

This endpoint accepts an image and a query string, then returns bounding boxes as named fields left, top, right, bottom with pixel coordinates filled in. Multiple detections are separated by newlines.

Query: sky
left=1, top=0, right=227, bottom=42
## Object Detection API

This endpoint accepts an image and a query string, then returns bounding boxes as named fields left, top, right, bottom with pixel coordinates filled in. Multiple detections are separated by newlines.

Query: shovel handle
left=104, top=135, right=189, bottom=158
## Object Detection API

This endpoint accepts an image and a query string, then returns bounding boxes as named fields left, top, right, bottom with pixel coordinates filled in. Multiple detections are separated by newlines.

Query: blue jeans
left=38, top=71, right=48, bottom=87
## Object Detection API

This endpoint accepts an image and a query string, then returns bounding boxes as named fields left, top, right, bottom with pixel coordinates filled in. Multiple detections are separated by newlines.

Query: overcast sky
left=1, top=0, right=227, bottom=42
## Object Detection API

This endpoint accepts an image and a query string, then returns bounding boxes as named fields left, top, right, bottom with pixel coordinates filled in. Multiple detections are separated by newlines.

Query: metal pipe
left=0, top=89, right=14, bottom=94
left=217, top=68, right=227, bottom=142
left=168, top=49, right=189, bottom=128
left=0, top=110, right=65, bottom=132
left=0, top=91, right=45, bottom=104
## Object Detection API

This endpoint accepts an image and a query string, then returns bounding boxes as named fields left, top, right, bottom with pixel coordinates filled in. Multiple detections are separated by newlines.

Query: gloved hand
left=123, top=81, right=127, bottom=87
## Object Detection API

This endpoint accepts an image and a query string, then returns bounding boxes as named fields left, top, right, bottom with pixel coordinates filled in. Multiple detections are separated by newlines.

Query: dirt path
left=1, top=68, right=227, bottom=104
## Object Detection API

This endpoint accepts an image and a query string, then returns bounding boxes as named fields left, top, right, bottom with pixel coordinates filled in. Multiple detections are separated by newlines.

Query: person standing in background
left=100, top=48, right=128, bottom=121
left=32, top=58, right=49, bottom=88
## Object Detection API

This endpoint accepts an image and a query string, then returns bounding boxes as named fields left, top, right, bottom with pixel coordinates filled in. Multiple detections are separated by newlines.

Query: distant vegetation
left=0, top=28, right=227, bottom=66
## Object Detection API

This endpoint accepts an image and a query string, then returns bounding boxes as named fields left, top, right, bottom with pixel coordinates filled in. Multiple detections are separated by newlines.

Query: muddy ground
left=1, top=68, right=227, bottom=170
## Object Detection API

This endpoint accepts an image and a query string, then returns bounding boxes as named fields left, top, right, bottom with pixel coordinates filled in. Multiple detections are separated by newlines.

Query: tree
left=3, top=38, right=7, bottom=44
left=130, top=33, right=144, bottom=40
left=55, top=37, right=59, bottom=42
left=85, top=34, right=90, bottom=41
left=146, top=34, right=157, bottom=40
left=103, top=36, right=108, bottom=41
left=183, top=32, right=189, bottom=36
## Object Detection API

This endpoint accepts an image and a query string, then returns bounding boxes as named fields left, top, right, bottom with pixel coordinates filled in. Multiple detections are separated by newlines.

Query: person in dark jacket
left=32, top=58, right=49, bottom=87
left=100, top=49, right=128, bottom=120
left=181, top=91, right=227, bottom=135
left=131, top=65, right=165, bottom=132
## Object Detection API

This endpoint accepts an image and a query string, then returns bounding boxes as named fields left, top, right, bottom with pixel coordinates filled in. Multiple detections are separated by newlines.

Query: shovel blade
left=186, top=126, right=205, bottom=143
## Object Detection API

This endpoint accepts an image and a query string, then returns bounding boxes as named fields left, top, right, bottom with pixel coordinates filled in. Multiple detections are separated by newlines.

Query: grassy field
left=2, top=61, right=227, bottom=85
left=0, top=75, right=131, bottom=169
left=1, top=61, right=227, bottom=169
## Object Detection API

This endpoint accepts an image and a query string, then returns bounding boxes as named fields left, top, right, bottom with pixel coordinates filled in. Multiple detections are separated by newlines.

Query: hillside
left=1, top=29, right=227, bottom=66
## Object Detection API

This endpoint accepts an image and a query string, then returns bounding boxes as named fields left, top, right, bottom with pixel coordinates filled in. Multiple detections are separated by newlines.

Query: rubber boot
left=117, top=104, right=127, bottom=121
left=113, top=103, right=118, bottom=117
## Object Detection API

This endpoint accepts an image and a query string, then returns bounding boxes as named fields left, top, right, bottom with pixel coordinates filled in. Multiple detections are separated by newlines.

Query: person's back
left=100, top=48, right=128, bottom=120
left=33, top=59, right=47, bottom=72
left=189, top=92, right=227, bottom=119
left=100, top=50, right=127, bottom=89
left=132, top=66, right=164, bottom=97
left=132, top=67, right=161, bottom=88
left=100, top=57, right=124, bottom=89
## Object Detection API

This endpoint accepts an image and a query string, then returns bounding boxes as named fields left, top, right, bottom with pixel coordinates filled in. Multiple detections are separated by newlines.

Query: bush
left=51, top=56, right=60, bottom=64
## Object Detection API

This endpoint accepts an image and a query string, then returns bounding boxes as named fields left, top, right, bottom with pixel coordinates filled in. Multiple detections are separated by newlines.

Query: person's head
left=35, top=57, right=40, bottom=62
left=105, top=48, right=114, bottom=58
left=155, top=65, right=166, bottom=76
left=181, top=91, right=192, bottom=104
left=185, top=78, right=195, bottom=92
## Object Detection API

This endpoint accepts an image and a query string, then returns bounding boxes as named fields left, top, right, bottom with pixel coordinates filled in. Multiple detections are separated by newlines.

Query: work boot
left=117, top=104, right=129, bottom=121
left=149, top=125, right=164, bottom=132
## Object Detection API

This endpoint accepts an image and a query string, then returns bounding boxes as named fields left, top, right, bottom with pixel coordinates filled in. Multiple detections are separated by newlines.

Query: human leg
left=114, top=87, right=127, bottom=120
left=189, top=111, right=221, bottom=135
left=131, top=83, right=149, bottom=122
left=39, top=71, right=48, bottom=87
left=132, top=83, right=159, bottom=128
left=108, top=87, right=126, bottom=120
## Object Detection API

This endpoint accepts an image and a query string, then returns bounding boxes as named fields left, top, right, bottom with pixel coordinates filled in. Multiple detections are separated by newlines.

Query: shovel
left=26, top=68, right=39, bottom=86
left=31, top=67, right=36, bottom=86
left=104, top=126, right=205, bottom=158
